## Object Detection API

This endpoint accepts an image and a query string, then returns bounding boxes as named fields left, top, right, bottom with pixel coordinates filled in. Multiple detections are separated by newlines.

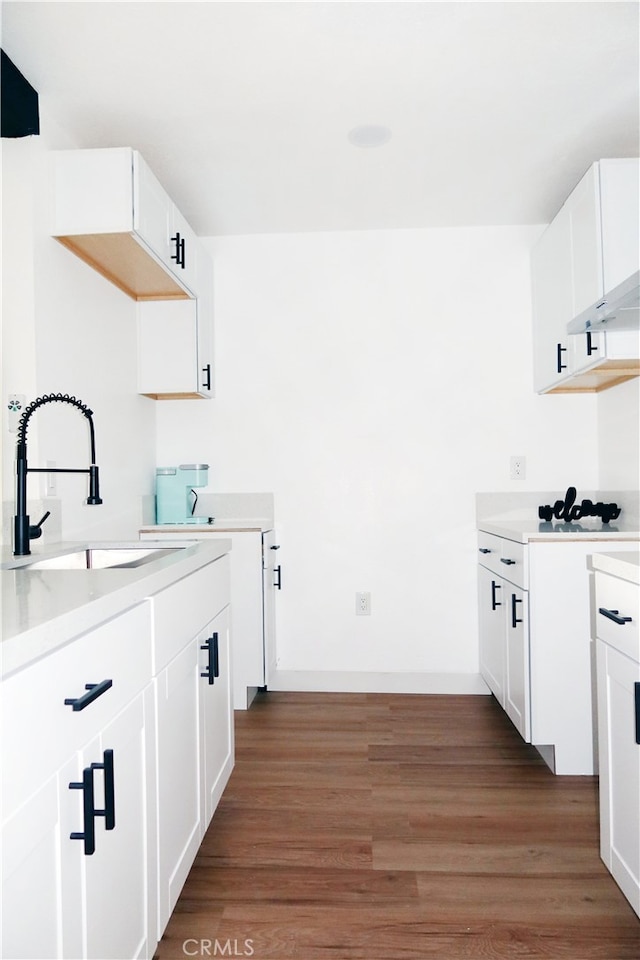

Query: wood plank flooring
left=154, top=692, right=640, bottom=959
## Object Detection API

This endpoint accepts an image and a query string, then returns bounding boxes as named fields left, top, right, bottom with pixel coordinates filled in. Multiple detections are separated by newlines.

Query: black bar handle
left=500, top=557, right=516, bottom=566
left=556, top=342, right=567, bottom=373
left=598, top=607, right=632, bottom=626
left=270, top=544, right=281, bottom=550
left=511, top=594, right=523, bottom=628
left=491, top=580, right=501, bottom=611
left=65, top=678, right=113, bottom=712
left=479, top=547, right=491, bottom=554
left=635, top=683, right=640, bottom=745
left=212, top=632, right=220, bottom=678
left=202, top=364, right=211, bottom=391
left=586, top=332, right=598, bottom=356
left=92, top=749, right=115, bottom=831
left=170, top=233, right=186, bottom=268
left=274, top=564, right=282, bottom=590
left=69, top=766, right=96, bottom=856
left=200, top=636, right=215, bottom=685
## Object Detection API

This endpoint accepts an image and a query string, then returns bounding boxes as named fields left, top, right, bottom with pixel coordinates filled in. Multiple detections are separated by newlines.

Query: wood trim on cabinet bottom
left=546, top=360, right=640, bottom=394
left=55, top=233, right=191, bottom=302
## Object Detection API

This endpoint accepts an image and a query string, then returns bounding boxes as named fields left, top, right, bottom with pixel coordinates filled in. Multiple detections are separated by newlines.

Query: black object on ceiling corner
left=1, top=50, right=40, bottom=138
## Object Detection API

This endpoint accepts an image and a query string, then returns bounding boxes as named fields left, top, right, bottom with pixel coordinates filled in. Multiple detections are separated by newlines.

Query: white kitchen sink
left=6, top=545, right=184, bottom=571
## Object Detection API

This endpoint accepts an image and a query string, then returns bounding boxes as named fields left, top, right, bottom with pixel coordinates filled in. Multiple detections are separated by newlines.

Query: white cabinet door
left=531, top=202, right=574, bottom=393
left=60, top=690, right=154, bottom=960
left=596, top=640, right=640, bottom=917
left=568, top=162, right=603, bottom=318
left=134, top=151, right=173, bottom=270
left=1, top=775, right=69, bottom=960
left=155, top=639, right=201, bottom=938
left=477, top=564, right=506, bottom=707
left=199, top=606, right=234, bottom=830
left=504, top=584, right=531, bottom=742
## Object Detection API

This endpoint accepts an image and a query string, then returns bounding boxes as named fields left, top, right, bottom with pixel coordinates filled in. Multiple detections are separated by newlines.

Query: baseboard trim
left=267, top=670, right=491, bottom=695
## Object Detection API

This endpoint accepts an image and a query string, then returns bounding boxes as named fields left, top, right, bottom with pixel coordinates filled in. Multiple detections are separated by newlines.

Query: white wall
left=156, top=226, right=600, bottom=684
left=597, top=377, right=640, bottom=497
left=1, top=118, right=157, bottom=545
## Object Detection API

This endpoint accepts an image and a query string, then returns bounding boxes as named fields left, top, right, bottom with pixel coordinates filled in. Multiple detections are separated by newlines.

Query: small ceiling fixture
left=347, top=124, right=392, bottom=148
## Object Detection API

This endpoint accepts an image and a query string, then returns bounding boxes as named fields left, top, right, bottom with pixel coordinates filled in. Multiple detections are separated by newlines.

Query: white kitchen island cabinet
left=477, top=527, right=639, bottom=775
left=531, top=158, right=640, bottom=394
left=593, top=553, right=640, bottom=918
left=51, top=147, right=214, bottom=400
left=1, top=602, right=156, bottom=960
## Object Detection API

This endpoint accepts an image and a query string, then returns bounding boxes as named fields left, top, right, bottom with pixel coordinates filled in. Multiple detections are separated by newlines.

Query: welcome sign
left=538, top=487, right=621, bottom=525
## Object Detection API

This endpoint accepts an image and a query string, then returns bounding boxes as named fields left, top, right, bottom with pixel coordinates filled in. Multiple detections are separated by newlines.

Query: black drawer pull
left=635, top=683, right=640, bottom=745
left=556, top=342, right=567, bottom=373
left=170, top=232, right=186, bottom=269
left=511, top=594, right=523, bottom=629
left=500, top=558, right=516, bottom=566
left=274, top=564, right=282, bottom=590
left=69, top=766, right=96, bottom=855
left=92, top=749, right=115, bottom=831
left=599, top=607, right=632, bottom=626
left=202, top=363, right=211, bottom=391
left=479, top=548, right=491, bottom=554
left=491, top=580, right=501, bottom=611
left=200, top=633, right=219, bottom=685
left=65, top=679, right=112, bottom=711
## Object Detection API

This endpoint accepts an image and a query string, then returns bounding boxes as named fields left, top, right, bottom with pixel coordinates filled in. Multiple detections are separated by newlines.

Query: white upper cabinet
left=51, top=147, right=214, bottom=399
left=531, top=158, right=640, bottom=394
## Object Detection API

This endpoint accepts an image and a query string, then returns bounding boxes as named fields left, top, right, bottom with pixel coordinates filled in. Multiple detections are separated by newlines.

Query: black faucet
left=14, top=393, right=103, bottom=556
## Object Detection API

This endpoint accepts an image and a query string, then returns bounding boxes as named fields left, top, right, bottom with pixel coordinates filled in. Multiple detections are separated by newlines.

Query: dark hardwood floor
left=155, top=692, right=640, bottom=959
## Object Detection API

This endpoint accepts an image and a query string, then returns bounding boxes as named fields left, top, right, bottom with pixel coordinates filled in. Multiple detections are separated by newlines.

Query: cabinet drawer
left=151, top=556, right=230, bottom=673
left=595, top=571, right=639, bottom=661
left=478, top=532, right=528, bottom=588
left=1, top=603, right=152, bottom=820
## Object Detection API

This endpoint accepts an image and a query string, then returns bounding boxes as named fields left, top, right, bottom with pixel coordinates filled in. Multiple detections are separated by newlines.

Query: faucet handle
left=29, top=511, right=51, bottom=540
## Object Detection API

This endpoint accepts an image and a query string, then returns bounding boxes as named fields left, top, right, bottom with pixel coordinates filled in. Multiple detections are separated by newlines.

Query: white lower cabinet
left=594, top=562, right=640, bottom=917
left=1, top=552, right=234, bottom=959
left=1, top=603, right=155, bottom=960
left=477, top=563, right=530, bottom=742
left=478, top=532, right=638, bottom=774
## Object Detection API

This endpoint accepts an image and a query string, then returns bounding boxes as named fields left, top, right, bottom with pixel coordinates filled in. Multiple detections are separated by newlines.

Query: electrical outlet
left=356, top=591, right=371, bottom=616
left=45, top=460, right=57, bottom=497
left=7, top=394, right=26, bottom=433
left=510, top=455, right=526, bottom=480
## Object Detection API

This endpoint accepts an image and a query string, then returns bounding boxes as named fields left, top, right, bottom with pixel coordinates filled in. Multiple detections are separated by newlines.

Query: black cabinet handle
left=274, top=564, right=282, bottom=590
left=65, top=679, right=113, bottom=712
left=270, top=544, right=281, bottom=550
left=598, top=607, right=633, bottom=626
left=500, top=557, right=516, bottom=566
left=556, top=342, right=567, bottom=373
left=170, top=232, right=186, bottom=269
left=491, top=580, right=501, bottom=610
left=92, top=749, right=115, bottom=831
left=479, top=548, right=491, bottom=554
left=586, top=332, right=598, bottom=356
left=511, top=594, right=523, bottom=628
left=635, top=683, right=640, bottom=745
left=201, top=363, right=211, bottom=391
left=200, top=632, right=219, bottom=685
left=69, top=766, right=96, bottom=856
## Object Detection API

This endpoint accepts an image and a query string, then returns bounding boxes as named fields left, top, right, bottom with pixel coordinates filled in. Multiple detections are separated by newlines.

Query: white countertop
left=590, top=551, right=640, bottom=584
left=140, top=518, right=273, bottom=534
left=1, top=538, right=231, bottom=679
left=478, top=518, right=640, bottom=544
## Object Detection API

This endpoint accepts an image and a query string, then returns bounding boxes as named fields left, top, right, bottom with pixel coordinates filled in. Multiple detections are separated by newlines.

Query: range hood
left=567, top=270, right=640, bottom=334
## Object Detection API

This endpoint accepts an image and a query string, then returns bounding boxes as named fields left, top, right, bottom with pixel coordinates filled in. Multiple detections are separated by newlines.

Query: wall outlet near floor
left=510, top=455, right=526, bottom=480
left=356, top=591, right=371, bottom=616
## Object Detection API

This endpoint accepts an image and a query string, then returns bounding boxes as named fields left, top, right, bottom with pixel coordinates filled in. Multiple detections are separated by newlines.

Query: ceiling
left=1, top=1, right=638, bottom=236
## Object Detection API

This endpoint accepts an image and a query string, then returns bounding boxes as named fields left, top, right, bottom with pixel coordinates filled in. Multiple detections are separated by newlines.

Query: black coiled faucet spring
left=14, top=393, right=103, bottom=556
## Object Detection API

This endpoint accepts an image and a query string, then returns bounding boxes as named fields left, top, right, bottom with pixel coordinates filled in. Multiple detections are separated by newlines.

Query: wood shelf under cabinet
left=544, top=358, right=640, bottom=393
left=55, top=233, right=190, bottom=302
